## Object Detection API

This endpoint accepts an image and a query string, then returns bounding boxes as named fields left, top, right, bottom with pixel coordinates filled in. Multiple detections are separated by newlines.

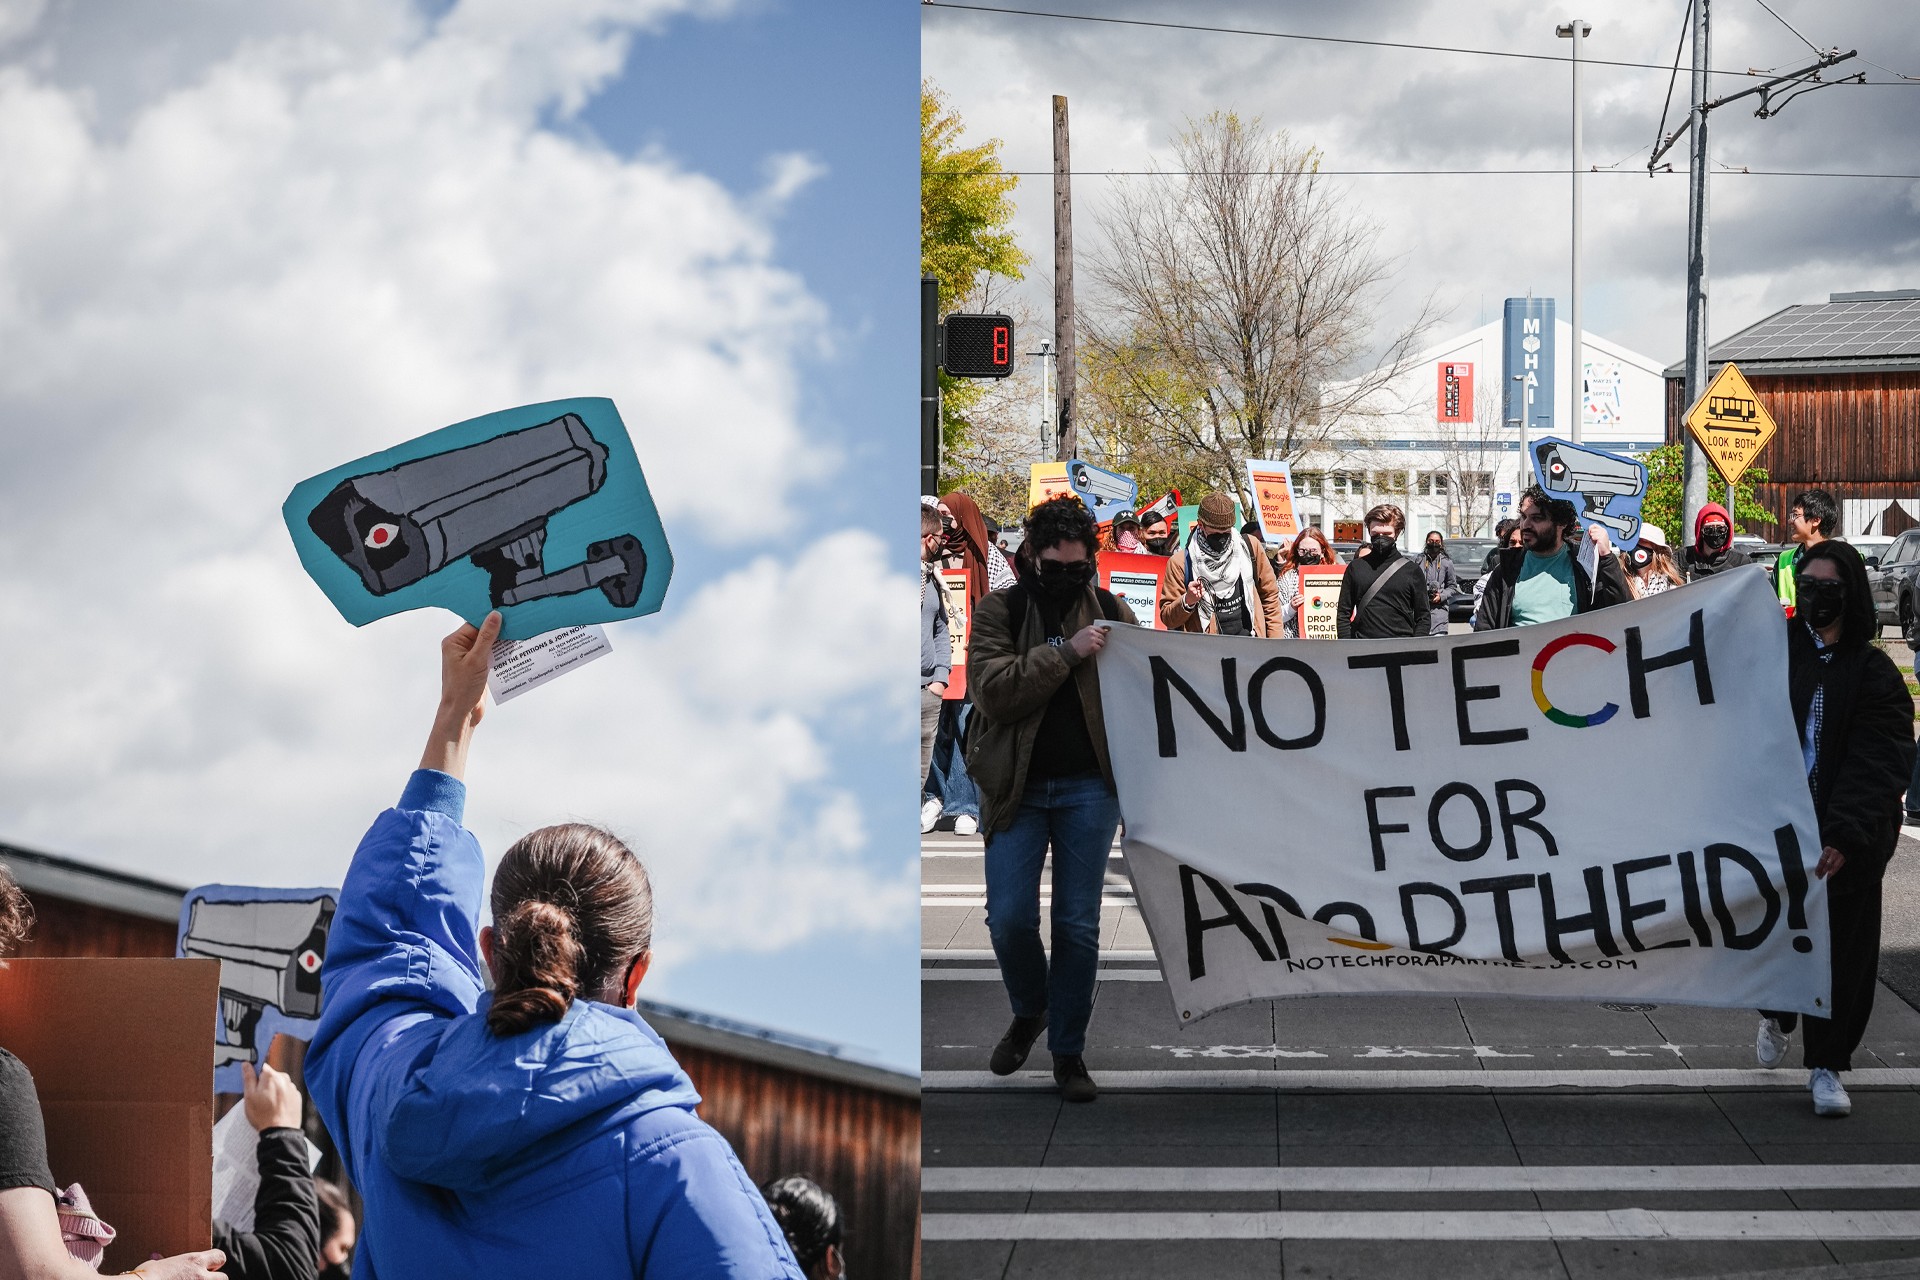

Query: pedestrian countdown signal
left=942, top=313, right=1014, bottom=378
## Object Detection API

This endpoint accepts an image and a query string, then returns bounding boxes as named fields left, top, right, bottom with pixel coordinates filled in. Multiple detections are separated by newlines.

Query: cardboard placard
left=176, top=886, right=338, bottom=1093
left=1027, top=461, right=1074, bottom=510
left=0, top=958, right=218, bottom=1272
left=1245, top=460, right=1301, bottom=545
left=940, top=567, right=970, bottom=700
left=1100, top=551, right=1170, bottom=629
left=1298, top=564, right=1346, bottom=638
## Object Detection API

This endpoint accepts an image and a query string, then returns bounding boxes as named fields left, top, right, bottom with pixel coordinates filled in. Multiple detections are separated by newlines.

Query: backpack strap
left=1356, top=555, right=1416, bottom=618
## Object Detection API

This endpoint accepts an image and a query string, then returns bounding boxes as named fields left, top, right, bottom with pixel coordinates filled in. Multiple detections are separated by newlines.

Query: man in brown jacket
left=965, top=496, right=1136, bottom=1103
left=1157, top=491, right=1284, bottom=636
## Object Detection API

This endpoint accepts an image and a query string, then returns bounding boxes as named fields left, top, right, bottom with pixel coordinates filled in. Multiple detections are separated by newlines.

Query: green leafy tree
left=1636, top=443, right=1775, bottom=543
left=922, top=82, right=1030, bottom=451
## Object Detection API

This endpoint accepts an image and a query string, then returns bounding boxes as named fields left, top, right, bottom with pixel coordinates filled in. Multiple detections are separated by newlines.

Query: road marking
left=924, top=948, right=1159, bottom=961
left=922, top=1067, right=1920, bottom=1090
left=922, top=1209, right=1920, bottom=1241
left=924, top=1165, right=1920, bottom=1193
left=921, top=968, right=1164, bottom=981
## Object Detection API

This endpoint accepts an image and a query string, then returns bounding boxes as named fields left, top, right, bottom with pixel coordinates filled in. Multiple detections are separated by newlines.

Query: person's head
left=1424, top=531, right=1445, bottom=559
left=762, top=1176, right=844, bottom=1280
left=0, top=863, right=32, bottom=960
left=1192, top=492, right=1238, bottom=555
left=1140, top=511, right=1171, bottom=552
left=1505, top=523, right=1525, bottom=548
left=314, top=1179, right=356, bottom=1275
left=1363, top=504, right=1404, bottom=556
left=1020, top=495, right=1100, bottom=605
left=480, top=824, right=654, bottom=1036
left=1694, top=502, right=1733, bottom=554
left=1493, top=518, right=1516, bottom=544
left=1114, top=513, right=1142, bottom=549
left=1517, top=485, right=1576, bottom=554
left=1789, top=489, right=1839, bottom=545
left=1290, top=526, right=1333, bottom=567
left=920, top=504, right=944, bottom=563
left=1795, top=539, right=1874, bottom=645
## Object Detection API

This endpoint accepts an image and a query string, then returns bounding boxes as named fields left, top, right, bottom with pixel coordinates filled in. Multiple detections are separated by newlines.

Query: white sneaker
left=920, top=797, right=942, bottom=834
left=954, top=815, right=979, bottom=836
left=1810, top=1067, right=1852, bottom=1117
left=1755, top=1016, right=1791, bottom=1068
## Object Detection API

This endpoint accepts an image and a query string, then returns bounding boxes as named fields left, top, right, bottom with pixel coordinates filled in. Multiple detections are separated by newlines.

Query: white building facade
left=1288, top=316, right=1669, bottom=545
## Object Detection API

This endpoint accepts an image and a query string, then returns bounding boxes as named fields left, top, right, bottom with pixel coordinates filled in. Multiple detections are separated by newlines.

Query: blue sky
left=0, top=0, right=922, bottom=1073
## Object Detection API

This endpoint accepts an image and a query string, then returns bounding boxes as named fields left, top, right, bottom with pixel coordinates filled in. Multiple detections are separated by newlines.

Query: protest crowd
left=924, top=480, right=1916, bottom=1117
left=0, top=616, right=851, bottom=1279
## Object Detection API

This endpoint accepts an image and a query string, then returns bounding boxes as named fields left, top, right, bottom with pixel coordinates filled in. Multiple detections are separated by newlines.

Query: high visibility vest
left=1776, top=545, right=1798, bottom=617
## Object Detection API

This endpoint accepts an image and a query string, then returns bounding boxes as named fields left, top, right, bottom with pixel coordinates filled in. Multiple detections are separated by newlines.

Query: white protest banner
left=1096, top=567, right=1830, bottom=1024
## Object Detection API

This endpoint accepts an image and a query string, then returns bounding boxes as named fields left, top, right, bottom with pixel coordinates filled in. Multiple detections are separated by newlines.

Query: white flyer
left=488, top=625, right=612, bottom=703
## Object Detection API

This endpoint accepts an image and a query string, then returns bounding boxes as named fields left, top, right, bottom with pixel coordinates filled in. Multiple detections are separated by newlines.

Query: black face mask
left=1037, top=558, right=1095, bottom=601
left=1701, top=524, right=1730, bottom=552
left=1424, top=543, right=1443, bottom=560
left=1143, top=535, right=1172, bottom=555
left=1370, top=534, right=1398, bottom=559
left=1798, top=576, right=1847, bottom=629
left=1629, top=546, right=1653, bottom=571
left=1200, top=530, right=1232, bottom=554
left=1295, top=547, right=1323, bottom=565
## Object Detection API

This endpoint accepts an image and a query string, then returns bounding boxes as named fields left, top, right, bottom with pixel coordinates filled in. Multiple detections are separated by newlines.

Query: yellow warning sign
left=1684, top=362, right=1778, bottom=482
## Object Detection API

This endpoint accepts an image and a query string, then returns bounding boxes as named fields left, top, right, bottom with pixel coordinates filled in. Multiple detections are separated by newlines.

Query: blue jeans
left=983, top=773, right=1120, bottom=1056
left=926, top=699, right=980, bottom=820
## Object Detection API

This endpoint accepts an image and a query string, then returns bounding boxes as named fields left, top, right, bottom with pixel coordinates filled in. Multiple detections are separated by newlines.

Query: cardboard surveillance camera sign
left=1528, top=436, right=1648, bottom=553
left=176, top=886, right=338, bottom=1093
left=283, top=397, right=673, bottom=642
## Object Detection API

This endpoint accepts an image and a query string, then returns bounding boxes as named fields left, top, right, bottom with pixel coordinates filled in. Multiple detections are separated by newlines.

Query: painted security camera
left=177, top=885, right=338, bottom=1092
left=284, top=398, right=672, bottom=641
left=1065, top=459, right=1140, bottom=526
left=1529, top=436, right=1648, bottom=550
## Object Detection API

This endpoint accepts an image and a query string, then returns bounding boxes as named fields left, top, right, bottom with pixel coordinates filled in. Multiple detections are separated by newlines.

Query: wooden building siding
left=9, top=890, right=176, bottom=959
left=1665, top=370, right=1920, bottom=484
left=671, top=1039, right=921, bottom=1280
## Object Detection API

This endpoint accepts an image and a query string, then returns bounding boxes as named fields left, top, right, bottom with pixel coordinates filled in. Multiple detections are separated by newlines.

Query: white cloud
left=0, top=1, right=912, bottom=965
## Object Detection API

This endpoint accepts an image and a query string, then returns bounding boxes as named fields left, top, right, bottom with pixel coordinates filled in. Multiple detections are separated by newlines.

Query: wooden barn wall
left=10, top=890, right=176, bottom=959
left=670, top=1040, right=921, bottom=1280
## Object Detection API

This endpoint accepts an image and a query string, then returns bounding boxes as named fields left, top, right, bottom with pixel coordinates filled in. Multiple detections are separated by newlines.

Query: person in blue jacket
left=305, top=612, right=802, bottom=1279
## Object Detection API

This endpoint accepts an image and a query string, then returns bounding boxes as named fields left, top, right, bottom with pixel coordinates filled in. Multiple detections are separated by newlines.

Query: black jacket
left=212, top=1128, right=321, bottom=1280
left=1684, top=544, right=1750, bottom=581
left=1335, top=548, right=1429, bottom=638
left=1789, top=618, right=1915, bottom=873
left=1473, top=543, right=1630, bottom=629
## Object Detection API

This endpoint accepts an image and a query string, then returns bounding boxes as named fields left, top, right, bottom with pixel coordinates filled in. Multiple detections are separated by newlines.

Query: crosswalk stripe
left=921, top=968, right=1164, bottom=981
left=923, top=1165, right=1920, bottom=1193
left=922, top=1067, right=1920, bottom=1090
left=922, top=1208, right=1920, bottom=1241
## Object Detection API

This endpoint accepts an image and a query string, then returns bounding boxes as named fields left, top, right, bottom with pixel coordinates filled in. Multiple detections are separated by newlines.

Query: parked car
left=1866, top=529, right=1920, bottom=641
left=1440, top=538, right=1502, bottom=622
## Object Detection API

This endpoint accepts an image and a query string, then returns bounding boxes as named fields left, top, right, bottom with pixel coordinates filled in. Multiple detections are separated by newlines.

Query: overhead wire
left=922, top=1, right=1919, bottom=84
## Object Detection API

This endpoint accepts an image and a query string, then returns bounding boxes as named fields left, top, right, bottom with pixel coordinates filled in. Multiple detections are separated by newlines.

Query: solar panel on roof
left=1707, top=297, right=1920, bottom=362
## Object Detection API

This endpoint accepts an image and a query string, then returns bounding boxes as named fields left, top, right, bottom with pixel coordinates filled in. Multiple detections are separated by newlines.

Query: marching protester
left=1278, top=526, right=1336, bottom=638
left=1335, top=504, right=1428, bottom=639
left=1470, top=520, right=1523, bottom=627
left=1778, top=489, right=1840, bottom=617
left=1420, top=530, right=1458, bottom=636
left=1683, top=501, right=1750, bottom=581
left=762, top=1176, right=844, bottom=1280
left=1622, top=524, right=1684, bottom=599
left=210, top=1060, right=322, bottom=1280
left=312, top=1182, right=353, bottom=1280
left=1139, top=509, right=1177, bottom=556
left=1754, top=540, right=1915, bottom=1117
left=966, top=496, right=1137, bottom=1103
left=925, top=490, right=1011, bottom=837
left=1473, top=485, right=1629, bottom=629
left=1158, top=492, right=1283, bottom=637
left=921, top=503, right=952, bottom=834
left=305, top=613, right=803, bottom=1276
left=0, top=866, right=229, bottom=1279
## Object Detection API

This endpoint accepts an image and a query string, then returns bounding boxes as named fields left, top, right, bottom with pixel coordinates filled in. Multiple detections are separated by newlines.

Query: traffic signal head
left=942, top=313, right=1014, bottom=378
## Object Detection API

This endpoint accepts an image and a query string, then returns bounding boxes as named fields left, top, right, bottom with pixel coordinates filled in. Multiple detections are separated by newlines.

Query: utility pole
left=921, top=274, right=940, bottom=497
left=1650, top=10, right=1858, bottom=537
left=1053, top=94, right=1077, bottom=461
left=1681, top=0, right=1711, bottom=542
left=1557, top=19, right=1591, bottom=445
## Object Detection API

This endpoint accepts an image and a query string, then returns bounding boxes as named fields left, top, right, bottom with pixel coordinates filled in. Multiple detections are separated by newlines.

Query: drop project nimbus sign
left=1504, top=298, right=1555, bottom=440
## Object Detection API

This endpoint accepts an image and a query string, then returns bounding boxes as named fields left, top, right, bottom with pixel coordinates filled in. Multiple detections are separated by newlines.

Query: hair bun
left=486, top=898, right=582, bottom=1036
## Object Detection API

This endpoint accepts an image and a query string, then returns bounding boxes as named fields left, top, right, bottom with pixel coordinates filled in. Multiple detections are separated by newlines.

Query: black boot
left=1053, top=1053, right=1098, bottom=1103
left=990, top=1013, right=1047, bottom=1075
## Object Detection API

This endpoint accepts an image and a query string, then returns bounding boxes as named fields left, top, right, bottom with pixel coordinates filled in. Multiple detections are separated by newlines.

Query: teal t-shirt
left=1511, top=546, right=1578, bottom=626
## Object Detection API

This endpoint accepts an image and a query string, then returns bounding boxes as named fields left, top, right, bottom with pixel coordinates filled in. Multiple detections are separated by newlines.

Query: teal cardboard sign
left=284, top=398, right=672, bottom=641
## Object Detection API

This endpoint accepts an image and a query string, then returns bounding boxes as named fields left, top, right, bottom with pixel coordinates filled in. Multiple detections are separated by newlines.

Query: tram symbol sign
left=1684, top=362, right=1777, bottom=481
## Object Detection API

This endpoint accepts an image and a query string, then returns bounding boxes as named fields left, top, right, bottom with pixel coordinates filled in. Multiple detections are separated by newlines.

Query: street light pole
left=1557, top=19, right=1591, bottom=446
left=1028, top=339, right=1054, bottom=451
left=1512, top=373, right=1529, bottom=502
